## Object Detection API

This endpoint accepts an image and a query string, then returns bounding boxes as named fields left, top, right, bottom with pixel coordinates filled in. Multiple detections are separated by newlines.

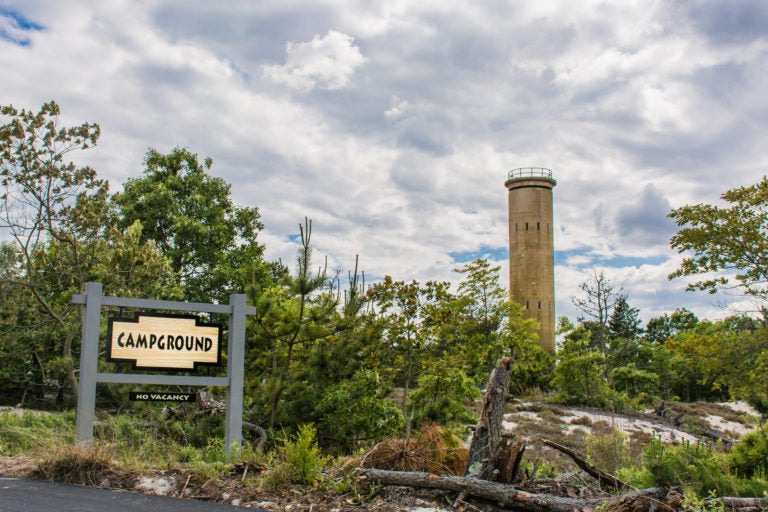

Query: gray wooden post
left=73, top=284, right=253, bottom=454
left=225, top=293, right=247, bottom=456
left=76, top=282, right=103, bottom=444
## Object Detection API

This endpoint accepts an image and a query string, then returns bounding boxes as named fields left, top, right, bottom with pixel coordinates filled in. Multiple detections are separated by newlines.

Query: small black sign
left=129, top=391, right=197, bottom=402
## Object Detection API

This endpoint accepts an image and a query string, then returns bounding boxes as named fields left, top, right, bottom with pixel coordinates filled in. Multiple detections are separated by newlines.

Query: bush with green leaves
left=408, top=365, right=480, bottom=428
left=317, top=370, right=404, bottom=450
left=609, top=365, right=659, bottom=404
left=641, top=436, right=768, bottom=497
left=585, top=428, right=631, bottom=475
left=262, top=424, right=329, bottom=489
left=729, top=423, right=768, bottom=477
left=551, top=350, right=610, bottom=407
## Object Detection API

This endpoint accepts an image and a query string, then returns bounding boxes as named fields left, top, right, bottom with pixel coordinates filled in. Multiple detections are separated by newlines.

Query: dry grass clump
left=0, top=455, right=37, bottom=477
left=33, top=444, right=128, bottom=487
left=570, top=415, right=592, bottom=426
left=360, top=424, right=468, bottom=475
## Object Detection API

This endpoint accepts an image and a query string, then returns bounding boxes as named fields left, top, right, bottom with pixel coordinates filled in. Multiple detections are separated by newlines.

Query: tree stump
left=466, top=356, right=514, bottom=480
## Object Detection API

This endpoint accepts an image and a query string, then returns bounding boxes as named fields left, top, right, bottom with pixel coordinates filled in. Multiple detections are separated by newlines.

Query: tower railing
left=508, top=167, right=553, bottom=180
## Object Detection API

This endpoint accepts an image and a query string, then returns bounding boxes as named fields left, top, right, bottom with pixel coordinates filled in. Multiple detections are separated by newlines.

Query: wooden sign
left=107, top=313, right=222, bottom=371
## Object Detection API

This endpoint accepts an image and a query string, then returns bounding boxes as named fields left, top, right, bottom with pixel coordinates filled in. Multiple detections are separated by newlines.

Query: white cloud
left=263, top=30, right=366, bottom=91
left=2, top=0, right=767, bottom=326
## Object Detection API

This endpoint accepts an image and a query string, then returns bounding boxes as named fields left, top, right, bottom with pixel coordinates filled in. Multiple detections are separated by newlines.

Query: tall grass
left=0, top=409, right=75, bottom=455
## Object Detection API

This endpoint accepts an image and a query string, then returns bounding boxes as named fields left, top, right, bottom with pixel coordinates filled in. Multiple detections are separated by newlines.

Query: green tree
left=0, top=243, right=41, bottom=404
left=452, top=259, right=509, bottom=380
left=663, top=320, right=734, bottom=402
left=265, top=257, right=377, bottom=444
left=648, top=342, right=692, bottom=401
left=672, top=316, right=768, bottom=412
left=408, top=362, right=480, bottom=427
left=368, top=277, right=450, bottom=428
left=552, top=345, right=609, bottom=406
left=0, top=102, right=180, bottom=404
left=607, top=296, right=642, bottom=340
left=551, top=323, right=610, bottom=406
left=1, top=101, right=104, bottom=402
left=669, top=176, right=768, bottom=302
left=113, top=147, right=264, bottom=302
left=645, top=308, right=698, bottom=343
left=609, top=364, right=658, bottom=403
left=502, top=301, right=551, bottom=395
left=246, top=219, right=350, bottom=431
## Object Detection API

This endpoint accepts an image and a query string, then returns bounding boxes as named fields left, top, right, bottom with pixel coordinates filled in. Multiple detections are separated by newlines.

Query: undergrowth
left=0, top=409, right=75, bottom=455
left=2, top=405, right=768, bottom=502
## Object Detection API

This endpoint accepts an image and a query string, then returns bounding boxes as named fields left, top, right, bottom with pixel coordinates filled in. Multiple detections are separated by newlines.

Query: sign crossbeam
left=96, top=373, right=230, bottom=386
left=74, top=282, right=251, bottom=456
left=72, top=294, right=256, bottom=316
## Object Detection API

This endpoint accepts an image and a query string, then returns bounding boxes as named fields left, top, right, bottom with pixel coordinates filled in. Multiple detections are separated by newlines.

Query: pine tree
left=608, top=296, right=642, bottom=340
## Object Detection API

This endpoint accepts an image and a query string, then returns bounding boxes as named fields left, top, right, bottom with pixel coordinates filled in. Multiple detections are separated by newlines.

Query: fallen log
left=359, top=468, right=683, bottom=512
left=541, top=439, right=629, bottom=491
left=712, top=496, right=768, bottom=512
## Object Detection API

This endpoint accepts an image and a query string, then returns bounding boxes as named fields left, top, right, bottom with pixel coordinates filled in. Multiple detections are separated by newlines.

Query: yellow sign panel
left=107, top=314, right=222, bottom=370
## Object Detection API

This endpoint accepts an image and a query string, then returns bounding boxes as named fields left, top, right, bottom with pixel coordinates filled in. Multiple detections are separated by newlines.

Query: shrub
left=317, top=370, right=404, bottom=450
left=262, top=424, right=328, bottom=489
left=609, top=365, right=659, bottom=404
left=408, top=366, right=480, bottom=428
left=642, top=436, right=738, bottom=497
left=585, top=428, right=630, bottom=475
left=551, top=351, right=610, bottom=407
left=729, top=423, right=768, bottom=477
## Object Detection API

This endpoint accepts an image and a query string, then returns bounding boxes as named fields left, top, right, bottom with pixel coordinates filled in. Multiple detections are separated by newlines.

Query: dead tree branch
left=541, top=439, right=629, bottom=491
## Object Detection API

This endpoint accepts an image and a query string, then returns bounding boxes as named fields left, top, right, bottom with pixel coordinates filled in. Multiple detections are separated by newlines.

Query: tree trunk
left=466, top=356, right=513, bottom=479
left=492, top=438, right=525, bottom=484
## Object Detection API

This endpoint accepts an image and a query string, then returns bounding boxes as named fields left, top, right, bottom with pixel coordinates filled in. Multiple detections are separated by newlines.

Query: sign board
left=129, top=391, right=196, bottom=402
left=107, top=313, right=222, bottom=371
left=74, top=283, right=254, bottom=456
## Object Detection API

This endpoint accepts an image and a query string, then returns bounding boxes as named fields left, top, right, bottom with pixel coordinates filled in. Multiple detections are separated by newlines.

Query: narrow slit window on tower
left=537, top=222, right=540, bottom=231
left=538, top=300, right=542, bottom=310
left=525, top=222, right=529, bottom=230
left=515, top=223, right=518, bottom=232
left=525, top=301, right=529, bottom=309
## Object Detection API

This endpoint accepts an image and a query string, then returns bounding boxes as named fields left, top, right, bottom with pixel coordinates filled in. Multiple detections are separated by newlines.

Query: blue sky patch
left=449, top=246, right=508, bottom=263
left=600, top=255, right=668, bottom=268
left=0, top=8, right=44, bottom=46
left=555, top=249, right=667, bottom=268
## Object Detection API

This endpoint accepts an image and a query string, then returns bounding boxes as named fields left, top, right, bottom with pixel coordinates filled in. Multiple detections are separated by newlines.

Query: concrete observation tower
left=505, top=168, right=557, bottom=352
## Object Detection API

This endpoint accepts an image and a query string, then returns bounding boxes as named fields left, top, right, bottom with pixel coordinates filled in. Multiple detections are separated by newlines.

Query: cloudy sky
left=2, top=0, right=767, bottom=324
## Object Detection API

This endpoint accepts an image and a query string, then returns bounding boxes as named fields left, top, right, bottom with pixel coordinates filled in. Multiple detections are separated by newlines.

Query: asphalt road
left=0, top=477, right=262, bottom=511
